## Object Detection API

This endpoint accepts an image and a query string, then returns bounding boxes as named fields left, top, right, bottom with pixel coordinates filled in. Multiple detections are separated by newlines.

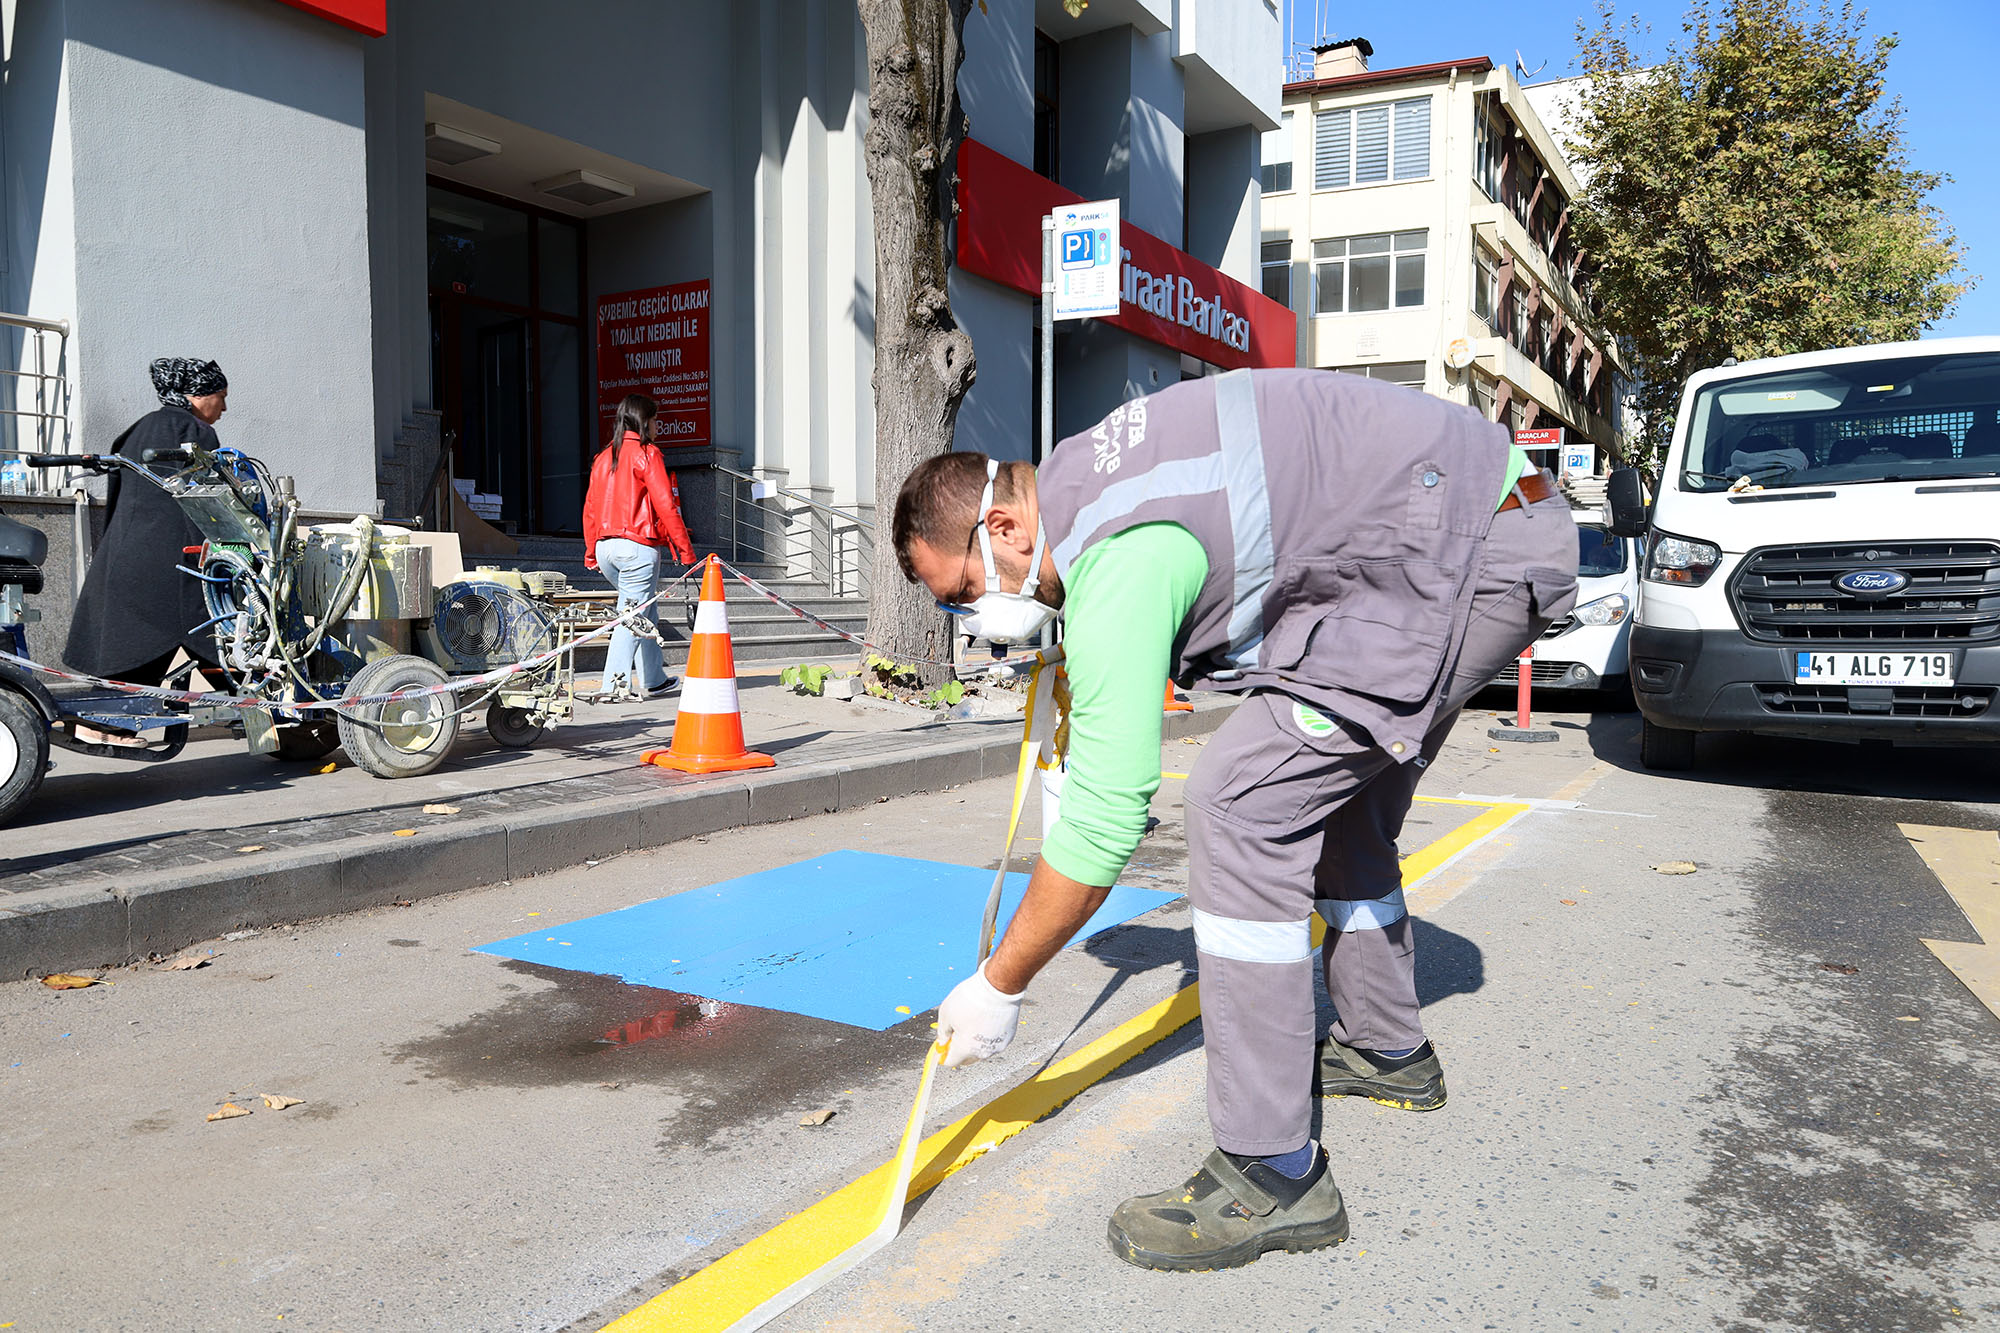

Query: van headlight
left=1572, top=592, right=1630, bottom=626
left=1645, top=533, right=1722, bottom=586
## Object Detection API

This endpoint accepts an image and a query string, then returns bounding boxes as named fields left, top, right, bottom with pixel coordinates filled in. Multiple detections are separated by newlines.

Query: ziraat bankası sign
left=954, top=139, right=1294, bottom=372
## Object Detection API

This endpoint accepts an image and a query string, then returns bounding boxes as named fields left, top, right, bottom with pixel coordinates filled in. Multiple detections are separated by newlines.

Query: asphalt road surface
left=3, top=700, right=1997, bottom=1332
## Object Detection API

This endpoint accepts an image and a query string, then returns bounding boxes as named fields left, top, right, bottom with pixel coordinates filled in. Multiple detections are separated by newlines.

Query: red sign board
left=275, top=0, right=386, bottom=36
left=1514, top=428, right=1566, bottom=447
left=955, top=139, right=1296, bottom=371
left=596, top=281, right=712, bottom=449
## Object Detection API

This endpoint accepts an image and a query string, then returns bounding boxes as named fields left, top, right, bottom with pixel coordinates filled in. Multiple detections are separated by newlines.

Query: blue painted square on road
left=473, top=850, right=1181, bottom=1030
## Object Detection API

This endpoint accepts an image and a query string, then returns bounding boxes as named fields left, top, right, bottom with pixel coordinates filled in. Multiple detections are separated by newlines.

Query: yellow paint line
left=608, top=987, right=1202, bottom=1332
left=1404, top=802, right=1531, bottom=889
left=1162, top=771, right=1190, bottom=780
left=610, top=798, right=1521, bottom=1332
left=1899, top=823, right=2000, bottom=1023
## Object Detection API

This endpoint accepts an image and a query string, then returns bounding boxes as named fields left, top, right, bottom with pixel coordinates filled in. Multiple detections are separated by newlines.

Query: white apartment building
left=1258, top=40, right=1628, bottom=467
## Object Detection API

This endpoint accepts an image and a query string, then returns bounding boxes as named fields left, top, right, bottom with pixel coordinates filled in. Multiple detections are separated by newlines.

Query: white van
left=1609, top=337, right=2000, bottom=770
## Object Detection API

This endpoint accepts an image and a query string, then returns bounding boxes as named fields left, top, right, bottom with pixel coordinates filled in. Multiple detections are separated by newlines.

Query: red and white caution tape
left=0, top=566, right=701, bottom=717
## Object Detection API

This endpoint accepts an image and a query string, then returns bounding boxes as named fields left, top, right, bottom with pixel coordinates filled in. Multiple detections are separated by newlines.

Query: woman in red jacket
left=581, top=394, right=695, bottom=700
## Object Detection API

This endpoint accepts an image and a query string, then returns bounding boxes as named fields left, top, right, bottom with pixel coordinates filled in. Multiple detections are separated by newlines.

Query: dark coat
left=63, top=407, right=221, bottom=676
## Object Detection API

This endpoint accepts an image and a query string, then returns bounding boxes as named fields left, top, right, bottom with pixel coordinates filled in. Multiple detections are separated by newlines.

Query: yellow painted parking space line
left=608, top=798, right=1524, bottom=1333
left=1900, top=823, right=2000, bottom=1023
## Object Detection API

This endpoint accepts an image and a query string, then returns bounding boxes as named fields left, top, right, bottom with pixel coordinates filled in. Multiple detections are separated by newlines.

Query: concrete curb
left=2, top=702, right=1234, bottom=980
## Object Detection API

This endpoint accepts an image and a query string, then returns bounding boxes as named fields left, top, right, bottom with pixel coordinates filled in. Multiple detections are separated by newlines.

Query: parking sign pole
left=1040, top=213, right=1055, bottom=464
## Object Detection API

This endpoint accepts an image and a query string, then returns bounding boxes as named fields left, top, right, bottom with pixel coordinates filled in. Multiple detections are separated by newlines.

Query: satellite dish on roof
left=1445, top=337, right=1476, bottom=370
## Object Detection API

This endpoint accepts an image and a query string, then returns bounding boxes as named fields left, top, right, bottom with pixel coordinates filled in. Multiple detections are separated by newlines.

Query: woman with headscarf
left=64, top=358, right=231, bottom=688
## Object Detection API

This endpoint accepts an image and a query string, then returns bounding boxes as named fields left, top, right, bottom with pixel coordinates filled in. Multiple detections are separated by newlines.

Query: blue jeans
left=594, top=537, right=666, bottom=692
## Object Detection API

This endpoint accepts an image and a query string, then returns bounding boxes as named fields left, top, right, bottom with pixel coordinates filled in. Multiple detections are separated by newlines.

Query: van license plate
left=1793, top=651, right=1954, bottom=686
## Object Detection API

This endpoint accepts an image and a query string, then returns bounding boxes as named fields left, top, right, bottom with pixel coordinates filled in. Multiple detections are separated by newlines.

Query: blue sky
left=1282, top=0, right=2000, bottom=338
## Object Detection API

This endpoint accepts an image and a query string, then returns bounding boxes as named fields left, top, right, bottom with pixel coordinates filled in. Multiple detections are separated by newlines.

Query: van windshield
left=1578, top=525, right=1626, bottom=577
left=1678, top=351, right=2000, bottom=492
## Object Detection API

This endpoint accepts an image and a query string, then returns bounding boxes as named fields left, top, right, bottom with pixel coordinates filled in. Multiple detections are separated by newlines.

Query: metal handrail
left=708, top=462, right=872, bottom=601
left=711, top=462, right=876, bottom=531
left=0, top=312, right=70, bottom=336
left=0, top=312, right=71, bottom=500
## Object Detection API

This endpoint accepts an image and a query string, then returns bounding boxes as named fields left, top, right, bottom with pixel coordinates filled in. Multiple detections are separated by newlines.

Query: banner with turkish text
left=596, top=281, right=711, bottom=449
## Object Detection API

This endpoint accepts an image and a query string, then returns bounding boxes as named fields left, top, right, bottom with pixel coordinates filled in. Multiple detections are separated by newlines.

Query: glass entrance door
left=426, top=181, right=586, bottom=535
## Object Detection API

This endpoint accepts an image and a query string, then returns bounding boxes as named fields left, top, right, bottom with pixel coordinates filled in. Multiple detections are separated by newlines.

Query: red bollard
left=1516, top=644, right=1534, bottom=729
left=1490, top=642, right=1559, bottom=743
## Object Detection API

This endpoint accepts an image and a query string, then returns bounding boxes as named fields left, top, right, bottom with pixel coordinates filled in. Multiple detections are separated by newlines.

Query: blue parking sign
left=1060, top=228, right=1095, bottom=268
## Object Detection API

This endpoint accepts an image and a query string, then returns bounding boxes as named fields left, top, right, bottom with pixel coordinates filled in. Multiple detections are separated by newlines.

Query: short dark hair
left=891, top=452, right=1022, bottom=581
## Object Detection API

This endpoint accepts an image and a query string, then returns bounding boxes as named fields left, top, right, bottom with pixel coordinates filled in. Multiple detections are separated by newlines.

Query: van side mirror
left=1605, top=467, right=1648, bottom=538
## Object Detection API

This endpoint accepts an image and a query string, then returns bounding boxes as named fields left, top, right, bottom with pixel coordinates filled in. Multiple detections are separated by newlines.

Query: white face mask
left=939, top=462, right=1058, bottom=645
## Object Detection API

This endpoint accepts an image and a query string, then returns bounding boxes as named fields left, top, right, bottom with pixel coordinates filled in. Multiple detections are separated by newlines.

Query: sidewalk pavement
left=0, top=666, right=1234, bottom=980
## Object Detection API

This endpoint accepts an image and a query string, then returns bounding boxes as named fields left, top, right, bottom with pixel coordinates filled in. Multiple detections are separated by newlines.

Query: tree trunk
left=858, top=0, right=976, bottom=685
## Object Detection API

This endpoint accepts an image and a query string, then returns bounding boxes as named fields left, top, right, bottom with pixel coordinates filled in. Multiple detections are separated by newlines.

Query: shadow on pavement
left=1580, top=708, right=2000, bottom=804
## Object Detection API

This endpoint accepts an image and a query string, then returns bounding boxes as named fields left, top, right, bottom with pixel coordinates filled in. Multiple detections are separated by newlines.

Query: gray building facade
left=2, top=0, right=1283, bottom=561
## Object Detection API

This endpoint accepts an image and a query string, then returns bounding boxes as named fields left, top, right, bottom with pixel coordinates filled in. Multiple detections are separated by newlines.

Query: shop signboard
left=1514, top=427, right=1565, bottom=448
left=956, top=139, right=1294, bottom=371
left=275, top=0, right=387, bottom=36
left=596, top=280, right=711, bottom=449
left=1052, top=200, right=1121, bottom=320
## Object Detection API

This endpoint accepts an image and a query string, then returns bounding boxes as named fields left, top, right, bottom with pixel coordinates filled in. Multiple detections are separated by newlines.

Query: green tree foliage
left=1568, top=0, right=1969, bottom=469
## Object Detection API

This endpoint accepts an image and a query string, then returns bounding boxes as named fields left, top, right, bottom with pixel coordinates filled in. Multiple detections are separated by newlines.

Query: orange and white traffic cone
left=1164, top=681, right=1193, bottom=714
left=640, top=555, right=776, bottom=774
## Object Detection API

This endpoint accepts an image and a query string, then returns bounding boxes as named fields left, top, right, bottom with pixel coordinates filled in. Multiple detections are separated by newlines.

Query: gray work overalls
left=1040, top=367, right=1579, bottom=1154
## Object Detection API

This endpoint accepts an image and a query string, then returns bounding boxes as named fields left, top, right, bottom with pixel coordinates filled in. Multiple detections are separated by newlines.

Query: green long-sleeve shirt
left=1039, top=445, right=1531, bottom=888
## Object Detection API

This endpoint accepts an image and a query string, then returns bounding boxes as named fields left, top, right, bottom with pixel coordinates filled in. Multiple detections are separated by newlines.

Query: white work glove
left=936, top=960, right=1026, bottom=1068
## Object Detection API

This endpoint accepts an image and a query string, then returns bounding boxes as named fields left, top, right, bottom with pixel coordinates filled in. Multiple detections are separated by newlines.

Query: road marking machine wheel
left=334, top=654, right=460, bottom=778
left=0, top=687, right=49, bottom=826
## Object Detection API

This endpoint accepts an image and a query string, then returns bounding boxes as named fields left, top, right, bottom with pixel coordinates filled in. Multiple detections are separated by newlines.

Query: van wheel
left=0, top=688, right=50, bottom=827
left=1640, top=718, right=1695, bottom=771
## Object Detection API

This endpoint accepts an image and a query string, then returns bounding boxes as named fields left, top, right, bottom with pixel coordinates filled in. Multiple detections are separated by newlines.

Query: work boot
left=1105, top=1146, right=1349, bottom=1272
left=1317, top=1037, right=1447, bottom=1111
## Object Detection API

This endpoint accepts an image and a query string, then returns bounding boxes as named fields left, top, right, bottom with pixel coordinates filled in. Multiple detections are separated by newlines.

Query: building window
left=1472, top=248, right=1498, bottom=327
left=1336, top=361, right=1427, bottom=389
left=1259, top=110, right=1294, bottom=194
left=1034, top=31, right=1060, bottom=179
left=1313, top=229, right=1428, bottom=314
left=1473, top=372, right=1498, bottom=421
left=1509, top=283, right=1533, bottom=351
left=1473, top=98, right=1507, bottom=202
left=1261, top=239, right=1292, bottom=308
left=1313, top=96, right=1431, bottom=190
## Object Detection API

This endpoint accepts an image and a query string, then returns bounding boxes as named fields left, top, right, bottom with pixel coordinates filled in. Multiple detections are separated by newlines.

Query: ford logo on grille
left=1835, top=568, right=1909, bottom=598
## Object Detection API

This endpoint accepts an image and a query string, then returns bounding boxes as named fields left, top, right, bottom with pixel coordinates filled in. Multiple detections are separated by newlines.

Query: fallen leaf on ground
left=236, top=845, right=265, bottom=854
left=799, top=1108, right=836, bottom=1126
left=421, top=803, right=460, bottom=815
left=392, top=829, right=417, bottom=837
left=1651, top=861, right=1698, bottom=875
left=391, top=899, right=413, bottom=908
left=260, top=1094, right=304, bottom=1110
left=207, top=1102, right=252, bottom=1122
left=162, top=953, right=217, bottom=971
left=1819, top=962, right=1859, bottom=975
left=1559, top=899, right=1578, bottom=906
left=317, top=762, right=337, bottom=774
left=40, top=974, right=101, bottom=990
